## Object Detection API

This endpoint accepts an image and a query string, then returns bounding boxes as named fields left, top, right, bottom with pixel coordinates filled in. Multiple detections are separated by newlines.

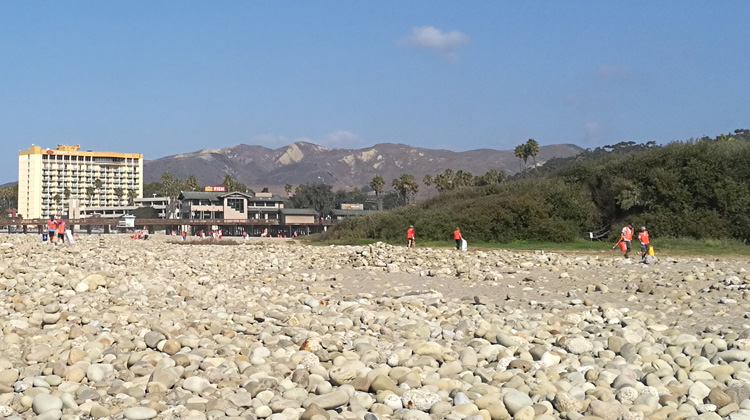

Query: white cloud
left=403, top=26, right=468, bottom=58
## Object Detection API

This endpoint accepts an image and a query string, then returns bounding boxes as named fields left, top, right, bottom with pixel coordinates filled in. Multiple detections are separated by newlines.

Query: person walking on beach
left=614, top=224, right=633, bottom=259
left=453, top=227, right=462, bottom=250
left=638, top=226, right=651, bottom=261
left=406, top=225, right=415, bottom=248
left=56, top=219, right=66, bottom=245
left=47, top=216, right=57, bottom=244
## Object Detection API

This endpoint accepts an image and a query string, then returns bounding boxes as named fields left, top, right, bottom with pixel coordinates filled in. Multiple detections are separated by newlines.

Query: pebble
left=32, top=394, right=63, bottom=415
left=123, top=406, right=158, bottom=420
left=503, top=389, right=532, bottom=415
left=0, top=235, right=747, bottom=420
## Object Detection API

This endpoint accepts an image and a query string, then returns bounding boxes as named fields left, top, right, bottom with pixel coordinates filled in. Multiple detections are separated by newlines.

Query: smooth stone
left=32, top=394, right=63, bottom=415
left=123, top=406, right=158, bottom=420
left=36, top=409, right=63, bottom=420
left=513, top=406, right=535, bottom=420
left=183, top=376, right=211, bottom=393
left=503, top=390, right=532, bottom=415
left=303, top=391, right=350, bottom=410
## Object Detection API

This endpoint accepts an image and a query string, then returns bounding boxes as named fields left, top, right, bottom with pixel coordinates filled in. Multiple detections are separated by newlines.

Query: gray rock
left=503, top=389, right=532, bottom=415
left=303, top=390, right=350, bottom=410
left=586, top=399, right=626, bottom=420
left=454, top=392, right=472, bottom=406
left=300, top=403, right=329, bottom=420
left=123, top=406, right=158, bottom=420
left=32, top=394, right=63, bottom=415
left=86, top=363, right=113, bottom=382
left=183, top=376, right=210, bottom=393
left=0, top=369, right=19, bottom=385
left=718, top=350, right=750, bottom=363
left=144, top=331, right=166, bottom=348
left=401, top=388, right=441, bottom=412
left=564, top=337, right=593, bottom=354
left=36, top=410, right=63, bottom=420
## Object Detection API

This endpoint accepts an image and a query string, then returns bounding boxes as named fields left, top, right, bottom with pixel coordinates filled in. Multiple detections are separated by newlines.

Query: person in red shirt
left=453, top=228, right=462, bottom=250
left=46, top=216, right=57, bottom=244
left=613, top=224, right=634, bottom=258
left=56, top=219, right=66, bottom=245
left=638, top=226, right=651, bottom=261
left=406, top=225, right=415, bottom=248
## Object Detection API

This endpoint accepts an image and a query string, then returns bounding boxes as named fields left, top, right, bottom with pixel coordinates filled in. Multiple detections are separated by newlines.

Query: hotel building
left=18, top=145, right=143, bottom=219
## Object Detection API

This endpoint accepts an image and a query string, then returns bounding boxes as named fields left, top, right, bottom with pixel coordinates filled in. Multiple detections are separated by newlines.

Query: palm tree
left=476, top=169, right=507, bottom=186
left=369, top=175, right=385, bottom=211
left=392, top=174, right=418, bottom=205
left=434, top=169, right=454, bottom=192
left=422, top=174, right=433, bottom=198
left=93, top=179, right=103, bottom=206
left=185, top=175, right=199, bottom=192
left=161, top=172, right=174, bottom=197
left=514, top=144, right=528, bottom=173
left=127, top=189, right=138, bottom=205
left=526, top=139, right=540, bottom=170
left=284, top=184, right=293, bottom=196
left=221, top=174, right=248, bottom=193
left=53, top=194, right=62, bottom=215
left=405, top=175, right=418, bottom=203
left=113, top=187, right=124, bottom=205
left=454, top=170, right=474, bottom=188
left=86, top=186, right=95, bottom=207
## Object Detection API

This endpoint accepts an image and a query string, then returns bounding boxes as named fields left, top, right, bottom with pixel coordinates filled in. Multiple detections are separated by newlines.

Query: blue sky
left=2, top=2, right=749, bottom=183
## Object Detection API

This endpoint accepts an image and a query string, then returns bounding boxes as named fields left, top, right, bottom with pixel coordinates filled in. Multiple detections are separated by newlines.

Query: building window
left=227, top=198, right=244, bottom=213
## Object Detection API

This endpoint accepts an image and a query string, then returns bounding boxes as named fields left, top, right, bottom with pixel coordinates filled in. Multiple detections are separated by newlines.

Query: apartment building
left=18, top=145, right=143, bottom=219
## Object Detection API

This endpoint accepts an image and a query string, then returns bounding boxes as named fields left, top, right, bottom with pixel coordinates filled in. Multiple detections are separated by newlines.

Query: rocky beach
left=1, top=235, right=750, bottom=420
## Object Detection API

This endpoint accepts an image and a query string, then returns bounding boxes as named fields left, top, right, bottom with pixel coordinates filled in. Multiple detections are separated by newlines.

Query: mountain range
left=144, top=142, right=582, bottom=190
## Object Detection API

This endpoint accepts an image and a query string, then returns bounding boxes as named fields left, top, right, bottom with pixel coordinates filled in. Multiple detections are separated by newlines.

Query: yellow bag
left=647, top=245, right=655, bottom=256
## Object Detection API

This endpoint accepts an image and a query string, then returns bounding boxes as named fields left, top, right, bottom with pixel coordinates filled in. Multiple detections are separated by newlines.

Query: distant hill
left=144, top=142, right=582, bottom=189
left=0, top=181, right=17, bottom=189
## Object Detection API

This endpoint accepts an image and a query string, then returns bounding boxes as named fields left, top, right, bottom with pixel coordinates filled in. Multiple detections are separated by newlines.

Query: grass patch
left=309, top=236, right=750, bottom=256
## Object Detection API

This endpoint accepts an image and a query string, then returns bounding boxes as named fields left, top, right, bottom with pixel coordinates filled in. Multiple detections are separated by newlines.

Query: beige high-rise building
left=18, top=145, right=143, bottom=219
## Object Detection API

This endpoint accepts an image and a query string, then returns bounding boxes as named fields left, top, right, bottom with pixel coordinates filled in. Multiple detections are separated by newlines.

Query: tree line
left=324, top=129, right=750, bottom=243
left=0, top=185, right=18, bottom=218
left=145, top=173, right=250, bottom=198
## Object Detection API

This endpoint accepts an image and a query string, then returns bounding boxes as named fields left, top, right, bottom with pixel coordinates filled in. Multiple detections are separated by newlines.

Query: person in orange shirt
left=616, top=224, right=633, bottom=259
left=638, top=226, right=651, bottom=261
left=453, top=227, right=462, bottom=250
left=46, top=216, right=57, bottom=244
left=56, top=219, right=66, bottom=245
left=406, top=225, right=415, bottom=248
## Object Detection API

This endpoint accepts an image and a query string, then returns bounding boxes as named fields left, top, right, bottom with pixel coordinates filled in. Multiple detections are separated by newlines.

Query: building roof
left=279, top=208, right=319, bottom=216
left=248, top=195, right=287, bottom=202
left=134, top=197, right=169, bottom=203
left=331, top=209, right=378, bottom=216
left=81, top=205, right=139, bottom=211
left=179, top=191, right=221, bottom=201
left=218, top=191, right=254, bottom=199
left=179, top=191, right=287, bottom=202
left=19, top=145, right=142, bottom=159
